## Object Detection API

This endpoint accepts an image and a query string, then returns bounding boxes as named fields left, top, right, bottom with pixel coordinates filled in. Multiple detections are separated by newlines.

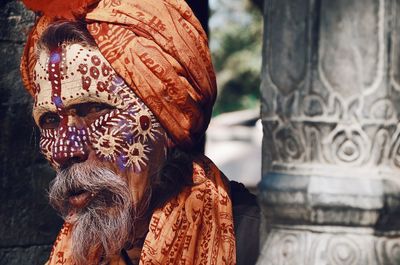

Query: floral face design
left=32, top=43, right=165, bottom=171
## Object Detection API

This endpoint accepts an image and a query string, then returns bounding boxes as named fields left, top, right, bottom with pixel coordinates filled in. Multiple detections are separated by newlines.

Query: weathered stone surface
left=259, top=0, right=400, bottom=263
left=0, top=0, right=62, bottom=262
left=258, top=226, right=400, bottom=265
left=0, top=245, right=52, bottom=265
left=0, top=0, right=35, bottom=42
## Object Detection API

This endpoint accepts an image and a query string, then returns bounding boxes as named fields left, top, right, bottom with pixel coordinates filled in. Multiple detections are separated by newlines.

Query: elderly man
left=20, top=0, right=238, bottom=264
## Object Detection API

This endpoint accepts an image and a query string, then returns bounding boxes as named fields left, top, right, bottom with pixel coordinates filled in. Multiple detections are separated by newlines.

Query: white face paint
left=32, top=43, right=165, bottom=172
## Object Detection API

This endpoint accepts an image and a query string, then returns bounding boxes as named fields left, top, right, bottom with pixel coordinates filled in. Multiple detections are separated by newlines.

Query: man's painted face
left=32, top=43, right=165, bottom=172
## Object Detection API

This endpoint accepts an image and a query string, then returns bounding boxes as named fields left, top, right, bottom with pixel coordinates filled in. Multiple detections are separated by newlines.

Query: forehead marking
left=48, top=47, right=64, bottom=111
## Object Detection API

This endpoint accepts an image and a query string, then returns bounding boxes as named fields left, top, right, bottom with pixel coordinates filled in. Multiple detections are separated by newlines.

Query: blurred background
left=206, top=0, right=262, bottom=191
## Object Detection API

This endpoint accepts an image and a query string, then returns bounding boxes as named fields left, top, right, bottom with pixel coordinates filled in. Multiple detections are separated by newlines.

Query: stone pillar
left=258, top=0, right=400, bottom=264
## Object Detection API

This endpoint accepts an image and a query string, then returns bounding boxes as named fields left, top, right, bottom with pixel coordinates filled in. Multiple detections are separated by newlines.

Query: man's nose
left=52, top=116, right=90, bottom=168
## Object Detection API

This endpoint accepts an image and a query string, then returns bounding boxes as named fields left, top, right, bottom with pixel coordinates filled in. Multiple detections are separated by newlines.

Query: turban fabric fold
left=21, top=0, right=217, bottom=149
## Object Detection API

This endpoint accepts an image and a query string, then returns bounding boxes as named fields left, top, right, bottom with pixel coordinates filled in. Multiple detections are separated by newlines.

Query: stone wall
left=0, top=1, right=62, bottom=264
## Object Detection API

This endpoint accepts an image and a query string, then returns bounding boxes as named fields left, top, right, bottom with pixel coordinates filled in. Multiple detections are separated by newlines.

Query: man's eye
left=88, top=104, right=107, bottom=114
left=39, top=113, right=60, bottom=129
left=74, top=102, right=114, bottom=117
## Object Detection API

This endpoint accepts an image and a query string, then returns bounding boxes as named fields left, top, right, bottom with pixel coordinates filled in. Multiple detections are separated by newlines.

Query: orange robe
left=45, top=156, right=236, bottom=265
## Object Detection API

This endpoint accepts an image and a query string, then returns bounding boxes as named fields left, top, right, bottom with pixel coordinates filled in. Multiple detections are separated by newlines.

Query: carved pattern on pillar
left=259, top=0, right=400, bottom=264
left=264, top=0, right=400, bottom=171
left=262, top=0, right=400, bottom=175
left=258, top=227, right=400, bottom=265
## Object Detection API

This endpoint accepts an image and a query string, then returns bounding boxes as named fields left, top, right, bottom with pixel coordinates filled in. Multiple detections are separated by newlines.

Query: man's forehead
left=32, top=43, right=131, bottom=119
left=35, top=43, right=105, bottom=78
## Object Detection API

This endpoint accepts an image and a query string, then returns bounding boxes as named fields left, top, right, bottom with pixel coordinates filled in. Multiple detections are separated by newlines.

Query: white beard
left=48, top=162, right=134, bottom=265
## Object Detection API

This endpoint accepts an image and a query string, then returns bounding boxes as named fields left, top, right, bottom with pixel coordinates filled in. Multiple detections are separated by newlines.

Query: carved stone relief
left=262, top=0, right=400, bottom=176
left=258, top=226, right=400, bottom=265
left=259, top=0, right=400, bottom=264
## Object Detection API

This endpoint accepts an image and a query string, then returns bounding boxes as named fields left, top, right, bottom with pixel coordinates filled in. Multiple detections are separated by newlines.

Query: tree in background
left=209, top=0, right=262, bottom=116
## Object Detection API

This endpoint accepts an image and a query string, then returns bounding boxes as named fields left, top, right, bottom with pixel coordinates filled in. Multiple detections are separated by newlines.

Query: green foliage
left=210, top=0, right=263, bottom=116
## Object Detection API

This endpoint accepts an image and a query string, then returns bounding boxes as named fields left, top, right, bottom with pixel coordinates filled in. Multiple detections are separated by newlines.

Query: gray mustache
left=48, top=162, right=134, bottom=265
left=48, top=162, right=131, bottom=217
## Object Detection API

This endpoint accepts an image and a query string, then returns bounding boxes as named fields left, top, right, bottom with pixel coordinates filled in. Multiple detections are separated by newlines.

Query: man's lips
left=68, top=191, right=94, bottom=209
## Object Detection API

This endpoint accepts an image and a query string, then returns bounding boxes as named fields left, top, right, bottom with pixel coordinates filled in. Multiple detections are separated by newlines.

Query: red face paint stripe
left=48, top=47, right=64, bottom=111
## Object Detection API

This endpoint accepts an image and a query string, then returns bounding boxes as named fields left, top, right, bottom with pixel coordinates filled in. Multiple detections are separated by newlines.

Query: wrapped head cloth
left=21, top=0, right=217, bottom=149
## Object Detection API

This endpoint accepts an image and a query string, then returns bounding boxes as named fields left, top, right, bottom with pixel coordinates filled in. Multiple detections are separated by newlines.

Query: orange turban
left=21, top=0, right=217, bottom=149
